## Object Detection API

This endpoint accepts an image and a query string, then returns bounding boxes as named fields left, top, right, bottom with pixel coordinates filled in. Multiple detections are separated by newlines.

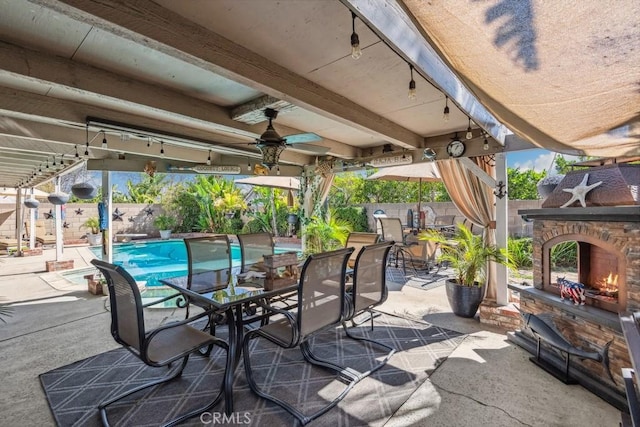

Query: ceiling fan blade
left=286, top=143, right=330, bottom=154
left=284, top=132, right=322, bottom=144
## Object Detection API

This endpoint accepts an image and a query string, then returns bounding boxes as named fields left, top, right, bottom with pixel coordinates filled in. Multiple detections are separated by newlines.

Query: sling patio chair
left=342, top=240, right=396, bottom=379
left=184, top=235, right=233, bottom=353
left=237, top=232, right=274, bottom=274
left=243, top=247, right=357, bottom=426
left=378, top=217, right=424, bottom=273
left=91, top=259, right=230, bottom=427
left=344, top=231, right=380, bottom=269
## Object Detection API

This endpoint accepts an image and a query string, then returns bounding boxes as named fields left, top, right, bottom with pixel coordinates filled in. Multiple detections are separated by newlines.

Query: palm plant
left=303, top=210, right=352, bottom=255
left=420, top=223, right=512, bottom=286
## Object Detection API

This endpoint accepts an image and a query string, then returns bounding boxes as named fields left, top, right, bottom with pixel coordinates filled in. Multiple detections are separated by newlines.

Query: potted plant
left=82, top=217, right=102, bottom=246
left=154, top=214, right=177, bottom=239
left=420, top=223, right=512, bottom=318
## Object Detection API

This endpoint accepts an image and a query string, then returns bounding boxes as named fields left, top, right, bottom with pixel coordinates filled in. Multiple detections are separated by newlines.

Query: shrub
left=333, top=207, right=369, bottom=232
left=508, top=237, right=533, bottom=269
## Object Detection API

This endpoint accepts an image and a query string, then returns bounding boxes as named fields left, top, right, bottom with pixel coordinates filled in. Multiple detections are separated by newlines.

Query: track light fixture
left=207, top=150, right=211, bottom=166
left=350, top=11, right=362, bottom=59
left=443, top=96, right=450, bottom=122
left=408, top=65, right=417, bottom=100
left=466, top=117, right=473, bottom=140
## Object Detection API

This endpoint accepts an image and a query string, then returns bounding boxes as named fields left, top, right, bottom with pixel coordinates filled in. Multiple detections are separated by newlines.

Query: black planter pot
left=445, top=279, right=485, bottom=318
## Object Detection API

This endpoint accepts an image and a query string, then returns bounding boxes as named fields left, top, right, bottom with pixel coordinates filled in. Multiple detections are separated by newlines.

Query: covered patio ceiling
left=0, top=0, right=637, bottom=189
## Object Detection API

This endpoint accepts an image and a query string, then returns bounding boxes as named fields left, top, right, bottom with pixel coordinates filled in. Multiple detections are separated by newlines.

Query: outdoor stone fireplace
left=512, top=163, right=640, bottom=409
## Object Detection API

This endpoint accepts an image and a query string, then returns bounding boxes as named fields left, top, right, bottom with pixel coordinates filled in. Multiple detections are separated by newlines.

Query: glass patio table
left=160, top=272, right=298, bottom=415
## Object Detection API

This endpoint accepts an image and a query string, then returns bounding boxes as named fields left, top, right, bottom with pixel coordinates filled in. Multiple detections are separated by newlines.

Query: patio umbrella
left=367, top=163, right=442, bottom=227
left=235, top=176, right=301, bottom=237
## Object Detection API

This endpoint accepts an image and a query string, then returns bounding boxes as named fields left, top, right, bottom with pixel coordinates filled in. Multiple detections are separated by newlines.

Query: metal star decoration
left=63, top=222, right=69, bottom=229
left=144, top=207, right=154, bottom=216
left=560, top=173, right=602, bottom=208
left=44, top=209, right=54, bottom=220
left=75, top=208, right=84, bottom=215
left=112, top=208, right=124, bottom=221
left=128, top=216, right=135, bottom=223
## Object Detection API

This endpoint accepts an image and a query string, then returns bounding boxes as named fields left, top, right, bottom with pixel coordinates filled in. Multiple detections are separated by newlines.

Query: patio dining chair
left=184, top=235, right=233, bottom=352
left=91, top=259, right=230, bottom=427
left=344, top=231, right=380, bottom=269
left=342, top=241, right=396, bottom=379
left=243, top=247, right=356, bottom=426
left=237, top=232, right=274, bottom=273
left=377, top=217, right=420, bottom=273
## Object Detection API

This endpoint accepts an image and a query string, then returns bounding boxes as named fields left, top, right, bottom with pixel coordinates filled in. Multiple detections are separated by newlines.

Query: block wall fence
left=0, top=200, right=543, bottom=241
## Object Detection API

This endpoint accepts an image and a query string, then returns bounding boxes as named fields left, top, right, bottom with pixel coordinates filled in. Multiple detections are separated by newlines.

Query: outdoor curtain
left=437, top=156, right=498, bottom=301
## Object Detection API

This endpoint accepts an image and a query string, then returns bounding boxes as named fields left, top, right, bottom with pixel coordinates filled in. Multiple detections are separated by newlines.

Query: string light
left=247, top=158, right=251, bottom=172
left=483, top=133, right=490, bottom=151
left=407, top=64, right=416, bottom=100
left=147, top=137, right=151, bottom=148
left=276, top=165, right=280, bottom=176
left=160, top=141, right=165, bottom=157
left=466, top=117, right=473, bottom=140
left=207, top=150, right=211, bottom=166
left=101, top=131, right=108, bottom=149
left=74, top=145, right=79, bottom=158
left=350, top=11, right=362, bottom=59
left=443, top=96, right=450, bottom=122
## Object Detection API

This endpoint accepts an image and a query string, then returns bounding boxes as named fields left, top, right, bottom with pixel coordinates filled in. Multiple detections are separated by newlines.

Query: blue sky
left=507, top=149, right=580, bottom=174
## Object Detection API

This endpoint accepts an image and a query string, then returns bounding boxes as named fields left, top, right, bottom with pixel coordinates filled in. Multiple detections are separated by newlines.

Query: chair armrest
left=144, top=307, right=219, bottom=342
left=141, top=291, right=183, bottom=308
left=252, top=299, right=299, bottom=348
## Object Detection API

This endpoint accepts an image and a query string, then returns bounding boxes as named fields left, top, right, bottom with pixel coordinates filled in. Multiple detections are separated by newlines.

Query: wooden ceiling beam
left=50, top=0, right=422, bottom=150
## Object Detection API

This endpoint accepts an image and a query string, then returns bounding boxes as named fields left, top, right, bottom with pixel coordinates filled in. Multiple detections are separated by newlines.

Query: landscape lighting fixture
left=350, top=11, right=362, bottom=59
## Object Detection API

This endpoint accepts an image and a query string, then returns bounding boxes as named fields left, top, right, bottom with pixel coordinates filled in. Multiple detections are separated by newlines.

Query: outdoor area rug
left=386, top=264, right=450, bottom=291
left=40, top=312, right=466, bottom=426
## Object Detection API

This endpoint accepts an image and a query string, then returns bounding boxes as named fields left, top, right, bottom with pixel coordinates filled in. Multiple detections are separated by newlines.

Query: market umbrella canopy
left=366, top=163, right=441, bottom=183
left=367, top=163, right=442, bottom=228
left=235, top=176, right=300, bottom=191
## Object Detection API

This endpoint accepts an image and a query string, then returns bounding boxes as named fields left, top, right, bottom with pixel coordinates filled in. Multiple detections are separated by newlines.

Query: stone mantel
left=519, top=206, right=640, bottom=222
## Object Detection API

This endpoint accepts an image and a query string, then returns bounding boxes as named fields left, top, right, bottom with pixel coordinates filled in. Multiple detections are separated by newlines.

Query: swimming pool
left=88, top=239, right=296, bottom=287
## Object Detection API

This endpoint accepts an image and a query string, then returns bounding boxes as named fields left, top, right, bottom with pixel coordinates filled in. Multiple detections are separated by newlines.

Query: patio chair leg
left=243, top=330, right=358, bottom=426
left=99, top=356, right=190, bottom=426
left=341, top=320, right=396, bottom=381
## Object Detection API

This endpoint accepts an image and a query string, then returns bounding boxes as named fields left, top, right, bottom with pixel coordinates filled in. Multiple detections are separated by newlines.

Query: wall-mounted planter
left=71, top=182, right=97, bottom=199
left=47, top=192, right=70, bottom=205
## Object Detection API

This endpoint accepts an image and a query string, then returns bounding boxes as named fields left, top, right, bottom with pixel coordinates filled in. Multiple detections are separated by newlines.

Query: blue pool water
left=89, top=239, right=294, bottom=287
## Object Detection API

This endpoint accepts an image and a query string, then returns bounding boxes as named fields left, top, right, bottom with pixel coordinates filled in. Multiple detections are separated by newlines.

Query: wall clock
left=446, top=139, right=466, bottom=158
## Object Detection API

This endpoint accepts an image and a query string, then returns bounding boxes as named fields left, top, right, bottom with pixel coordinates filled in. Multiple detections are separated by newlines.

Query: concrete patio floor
left=0, top=247, right=621, bottom=426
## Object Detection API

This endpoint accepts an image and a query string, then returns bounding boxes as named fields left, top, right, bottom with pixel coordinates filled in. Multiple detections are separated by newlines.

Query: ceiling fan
left=255, top=108, right=326, bottom=169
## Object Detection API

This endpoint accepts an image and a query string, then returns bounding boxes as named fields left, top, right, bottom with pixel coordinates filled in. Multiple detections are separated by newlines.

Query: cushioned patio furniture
left=342, top=241, right=396, bottom=379
left=243, top=247, right=356, bottom=425
left=344, top=231, right=379, bottom=269
left=24, top=220, right=56, bottom=246
left=91, top=259, right=230, bottom=427
left=236, top=232, right=274, bottom=273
